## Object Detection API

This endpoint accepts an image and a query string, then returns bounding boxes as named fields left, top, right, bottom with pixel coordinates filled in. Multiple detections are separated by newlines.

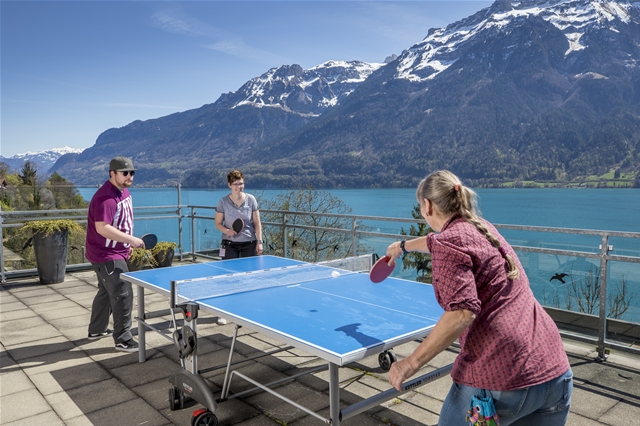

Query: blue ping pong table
left=123, top=255, right=452, bottom=426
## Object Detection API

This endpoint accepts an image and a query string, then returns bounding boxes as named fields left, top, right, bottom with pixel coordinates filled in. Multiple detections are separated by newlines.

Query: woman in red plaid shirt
left=386, top=170, right=572, bottom=426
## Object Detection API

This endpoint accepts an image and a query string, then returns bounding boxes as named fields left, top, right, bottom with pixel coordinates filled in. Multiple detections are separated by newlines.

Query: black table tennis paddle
left=232, top=218, right=244, bottom=233
left=141, top=233, right=158, bottom=250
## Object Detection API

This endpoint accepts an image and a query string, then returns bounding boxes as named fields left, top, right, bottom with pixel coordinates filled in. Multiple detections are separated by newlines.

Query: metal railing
left=2, top=203, right=639, bottom=361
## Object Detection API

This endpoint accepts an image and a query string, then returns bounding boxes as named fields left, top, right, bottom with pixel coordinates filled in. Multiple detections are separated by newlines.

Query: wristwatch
left=400, top=240, right=409, bottom=254
left=257, top=240, right=263, bottom=243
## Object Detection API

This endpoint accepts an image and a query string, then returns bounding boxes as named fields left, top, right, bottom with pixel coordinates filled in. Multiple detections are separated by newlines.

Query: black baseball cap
left=109, top=156, right=136, bottom=171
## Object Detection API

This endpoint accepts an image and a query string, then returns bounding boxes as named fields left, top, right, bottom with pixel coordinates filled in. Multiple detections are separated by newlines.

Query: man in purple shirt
left=86, top=157, right=144, bottom=352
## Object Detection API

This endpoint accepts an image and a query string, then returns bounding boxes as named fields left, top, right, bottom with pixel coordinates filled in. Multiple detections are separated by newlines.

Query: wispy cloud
left=150, top=7, right=285, bottom=64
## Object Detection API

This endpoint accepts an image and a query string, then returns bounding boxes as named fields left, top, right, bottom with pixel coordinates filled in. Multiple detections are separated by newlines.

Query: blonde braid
left=418, top=170, right=520, bottom=280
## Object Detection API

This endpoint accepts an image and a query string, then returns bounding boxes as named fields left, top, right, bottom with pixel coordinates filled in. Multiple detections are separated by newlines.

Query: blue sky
left=1, top=1, right=492, bottom=157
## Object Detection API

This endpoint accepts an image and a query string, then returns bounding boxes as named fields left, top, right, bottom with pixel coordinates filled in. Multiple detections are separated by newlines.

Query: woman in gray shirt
left=215, top=170, right=263, bottom=259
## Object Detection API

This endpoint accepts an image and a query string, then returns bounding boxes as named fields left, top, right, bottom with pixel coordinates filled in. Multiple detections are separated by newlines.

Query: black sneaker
left=115, top=339, right=139, bottom=352
left=88, top=329, right=113, bottom=340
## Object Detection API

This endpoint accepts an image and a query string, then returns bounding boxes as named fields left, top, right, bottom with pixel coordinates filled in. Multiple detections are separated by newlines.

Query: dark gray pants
left=89, top=259, right=133, bottom=343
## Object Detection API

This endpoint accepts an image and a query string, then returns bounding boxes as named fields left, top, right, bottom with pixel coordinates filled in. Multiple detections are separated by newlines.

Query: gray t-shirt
left=216, top=193, right=259, bottom=242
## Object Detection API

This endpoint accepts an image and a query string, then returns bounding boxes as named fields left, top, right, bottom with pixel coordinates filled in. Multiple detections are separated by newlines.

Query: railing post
left=177, top=183, right=183, bottom=261
left=351, top=217, right=357, bottom=258
left=1, top=204, right=5, bottom=283
left=282, top=214, right=288, bottom=259
left=191, top=206, right=196, bottom=262
left=596, top=235, right=610, bottom=361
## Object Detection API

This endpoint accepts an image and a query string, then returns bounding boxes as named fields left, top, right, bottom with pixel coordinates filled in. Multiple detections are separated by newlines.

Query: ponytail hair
left=417, top=170, right=520, bottom=280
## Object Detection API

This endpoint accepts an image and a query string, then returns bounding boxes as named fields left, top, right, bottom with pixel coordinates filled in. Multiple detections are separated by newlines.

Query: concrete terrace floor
left=2, top=261, right=640, bottom=426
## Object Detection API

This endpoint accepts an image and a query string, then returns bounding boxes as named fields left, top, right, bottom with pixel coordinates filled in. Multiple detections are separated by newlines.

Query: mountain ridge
left=50, top=0, right=640, bottom=188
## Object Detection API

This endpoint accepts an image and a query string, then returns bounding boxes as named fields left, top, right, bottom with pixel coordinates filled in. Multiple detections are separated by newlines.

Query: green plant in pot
left=151, top=241, right=177, bottom=267
left=127, top=247, right=158, bottom=271
left=18, top=219, right=84, bottom=284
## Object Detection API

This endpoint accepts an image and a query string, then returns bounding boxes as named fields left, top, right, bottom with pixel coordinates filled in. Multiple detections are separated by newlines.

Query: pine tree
left=400, top=204, right=433, bottom=284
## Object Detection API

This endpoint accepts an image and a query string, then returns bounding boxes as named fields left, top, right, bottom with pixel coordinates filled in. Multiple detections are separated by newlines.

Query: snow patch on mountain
left=1, top=146, right=83, bottom=173
left=395, top=0, right=640, bottom=82
left=229, top=60, right=384, bottom=115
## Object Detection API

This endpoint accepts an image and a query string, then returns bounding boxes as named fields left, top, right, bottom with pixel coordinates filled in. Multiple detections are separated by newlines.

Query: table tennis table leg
left=329, top=362, right=340, bottom=426
left=137, top=285, right=146, bottom=363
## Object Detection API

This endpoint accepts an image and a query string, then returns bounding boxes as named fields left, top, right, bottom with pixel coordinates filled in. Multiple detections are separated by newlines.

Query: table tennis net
left=315, top=254, right=373, bottom=272
left=174, top=262, right=363, bottom=303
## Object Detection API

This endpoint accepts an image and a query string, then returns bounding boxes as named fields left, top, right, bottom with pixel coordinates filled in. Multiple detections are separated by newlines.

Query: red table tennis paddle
left=232, top=218, right=244, bottom=234
left=141, top=233, right=157, bottom=250
left=370, top=255, right=396, bottom=283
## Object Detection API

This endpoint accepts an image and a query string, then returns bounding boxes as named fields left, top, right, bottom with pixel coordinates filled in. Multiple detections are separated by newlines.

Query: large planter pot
left=32, top=229, right=68, bottom=284
left=154, top=249, right=175, bottom=268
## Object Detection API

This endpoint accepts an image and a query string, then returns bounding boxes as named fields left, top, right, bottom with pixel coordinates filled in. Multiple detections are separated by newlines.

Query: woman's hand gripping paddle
left=141, top=233, right=158, bottom=250
left=370, top=255, right=396, bottom=283
left=232, top=218, right=244, bottom=234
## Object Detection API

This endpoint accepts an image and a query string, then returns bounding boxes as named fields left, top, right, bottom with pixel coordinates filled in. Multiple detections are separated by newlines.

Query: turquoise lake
left=78, top=187, right=640, bottom=322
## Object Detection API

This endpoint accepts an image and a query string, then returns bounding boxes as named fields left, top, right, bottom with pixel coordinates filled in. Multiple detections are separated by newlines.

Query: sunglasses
left=119, top=171, right=135, bottom=177
left=231, top=181, right=245, bottom=187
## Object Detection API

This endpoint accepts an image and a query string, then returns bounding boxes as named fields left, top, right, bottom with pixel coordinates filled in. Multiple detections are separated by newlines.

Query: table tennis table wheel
left=191, top=409, right=218, bottom=426
left=378, top=350, right=397, bottom=371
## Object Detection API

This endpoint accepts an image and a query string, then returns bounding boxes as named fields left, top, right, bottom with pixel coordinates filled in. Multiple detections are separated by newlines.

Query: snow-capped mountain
left=52, top=0, right=640, bottom=187
left=1, top=146, right=83, bottom=174
left=394, top=0, right=639, bottom=81
left=218, top=60, right=384, bottom=115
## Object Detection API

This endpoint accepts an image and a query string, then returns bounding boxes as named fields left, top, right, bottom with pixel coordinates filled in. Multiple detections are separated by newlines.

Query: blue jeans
left=439, top=369, right=573, bottom=426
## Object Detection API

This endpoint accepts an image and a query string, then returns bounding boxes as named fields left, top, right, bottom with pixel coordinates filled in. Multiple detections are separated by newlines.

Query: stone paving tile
left=60, top=324, right=97, bottom=342
left=584, top=363, right=640, bottom=395
left=598, top=399, right=640, bottom=426
left=0, top=351, right=18, bottom=372
left=0, top=369, right=34, bottom=396
left=19, top=298, right=80, bottom=314
left=1, top=314, right=48, bottom=332
left=3, top=410, right=65, bottom=426
left=38, top=305, right=90, bottom=322
left=566, top=412, right=610, bottom=426
left=4, top=335, right=78, bottom=361
left=0, top=322, right=63, bottom=346
left=91, top=346, right=159, bottom=370
left=208, top=359, right=290, bottom=395
left=47, top=313, right=92, bottom=331
left=0, top=291, right=20, bottom=304
left=244, top=381, right=330, bottom=425
left=112, top=356, right=182, bottom=388
left=0, top=387, right=52, bottom=424
left=291, top=406, right=393, bottom=425
left=386, top=391, right=443, bottom=426
left=286, top=358, right=331, bottom=392
left=569, top=386, right=620, bottom=420
left=0, top=300, right=28, bottom=314
left=52, top=284, right=96, bottom=297
left=17, top=347, right=94, bottom=376
left=133, top=377, right=177, bottom=411
left=45, top=377, right=136, bottom=420
left=83, top=397, right=171, bottom=426
left=0, top=306, right=38, bottom=322
left=233, top=413, right=283, bottom=425
left=6, top=285, right=59, bottom=298
left=65, top=291, right=99, bottom=305
left=162, top=394, right=261, bottom=425
left=31, top=361, right=113, bottom=396
left=336, top=375, right=389, bottom=409
left=18, top=292, right=69, bottom=307
left=64, top=415, right=96, bottom=426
